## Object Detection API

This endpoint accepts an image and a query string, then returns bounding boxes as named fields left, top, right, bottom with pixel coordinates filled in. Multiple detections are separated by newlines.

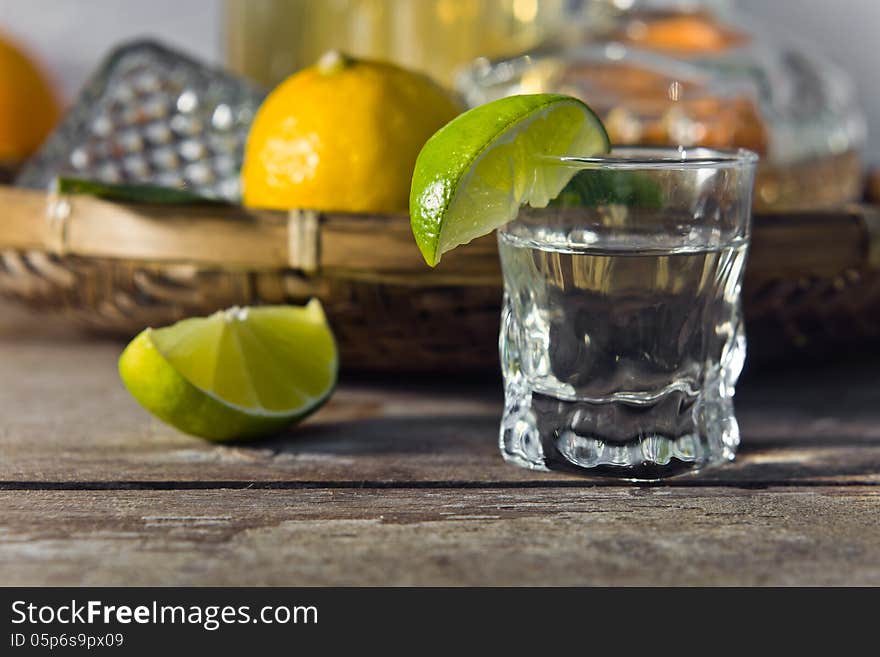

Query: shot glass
left=498, top=147, right=758, bottom=478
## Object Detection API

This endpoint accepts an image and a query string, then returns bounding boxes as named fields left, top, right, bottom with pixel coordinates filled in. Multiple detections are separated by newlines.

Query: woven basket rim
left=2, top=184, right=879, bottom=281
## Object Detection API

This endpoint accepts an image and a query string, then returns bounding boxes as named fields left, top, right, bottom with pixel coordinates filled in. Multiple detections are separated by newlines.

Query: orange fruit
left=623, top=15, right=745, bottom=54
left=242, top=51, right=462, bottom=214
left=0, top=32, right=60, bottom=163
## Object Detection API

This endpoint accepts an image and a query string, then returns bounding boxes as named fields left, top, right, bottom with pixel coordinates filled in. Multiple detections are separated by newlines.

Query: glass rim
left=545, top=146, right=760, bottom=170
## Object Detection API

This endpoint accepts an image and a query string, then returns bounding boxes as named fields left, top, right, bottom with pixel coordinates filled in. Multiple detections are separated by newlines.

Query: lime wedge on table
left=118, top=300, right=337, bottom=441
left=409, top=94, right=610, bottom=266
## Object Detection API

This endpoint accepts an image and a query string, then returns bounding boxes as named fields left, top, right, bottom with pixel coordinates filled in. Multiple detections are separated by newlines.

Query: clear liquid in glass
left=498, top=223, right=748, bottom=478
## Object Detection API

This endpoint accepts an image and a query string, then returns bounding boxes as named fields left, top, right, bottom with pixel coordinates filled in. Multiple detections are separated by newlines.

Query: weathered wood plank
left=2, top=303, right=879, bottom=586
left=1, top=312, right=879, bottom=485
left=0, top=487, right=878, bottom=586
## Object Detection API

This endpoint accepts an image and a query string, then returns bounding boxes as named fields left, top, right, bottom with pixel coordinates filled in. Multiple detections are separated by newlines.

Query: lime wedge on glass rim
left=118, top=300, right=337, bottom=441
left=409, top=94, right=611, bottom=266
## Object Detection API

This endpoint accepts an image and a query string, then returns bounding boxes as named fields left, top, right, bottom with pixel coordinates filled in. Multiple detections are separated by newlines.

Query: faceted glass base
left=499, top=379, right=740, bottom=479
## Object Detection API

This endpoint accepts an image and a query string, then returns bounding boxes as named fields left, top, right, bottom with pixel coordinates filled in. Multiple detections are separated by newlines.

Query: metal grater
left=17, top=40, right=266, bottom=202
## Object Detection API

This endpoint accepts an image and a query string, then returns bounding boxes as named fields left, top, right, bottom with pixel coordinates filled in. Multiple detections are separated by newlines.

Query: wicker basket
left=1, top=184, right=878, bottom=371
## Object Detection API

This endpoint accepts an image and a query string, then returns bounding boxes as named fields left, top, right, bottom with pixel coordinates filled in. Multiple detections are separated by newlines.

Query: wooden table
left=1, top=303, right=879, bottom=586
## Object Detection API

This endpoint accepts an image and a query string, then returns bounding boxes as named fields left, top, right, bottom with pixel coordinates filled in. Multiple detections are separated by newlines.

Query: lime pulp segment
left=118, top=300, right=337, bottom=441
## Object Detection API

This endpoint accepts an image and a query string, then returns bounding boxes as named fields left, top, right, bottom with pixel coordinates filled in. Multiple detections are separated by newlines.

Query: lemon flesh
left=118, top=300, right=337, bottom=441
left=409, top=94, right=610, bottom=266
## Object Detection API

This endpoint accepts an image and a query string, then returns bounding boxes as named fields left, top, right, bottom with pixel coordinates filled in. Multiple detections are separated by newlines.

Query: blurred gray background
left=0, top=0, right=877, bottom=163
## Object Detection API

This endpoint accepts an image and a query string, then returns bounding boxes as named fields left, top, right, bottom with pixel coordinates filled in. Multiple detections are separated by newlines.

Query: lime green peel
left=409, top=94, right=611, bottom=266
left=55, top=176, right=224, bottom=204
left=118, top=300, right=337, bottom=441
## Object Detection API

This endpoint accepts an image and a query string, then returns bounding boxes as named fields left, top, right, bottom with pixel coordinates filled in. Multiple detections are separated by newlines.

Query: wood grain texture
left=1, top=487, right=878, bottom=586
left=1, top=306, right=879, bottom=486
left=1, top=302, right=879, bottom=586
